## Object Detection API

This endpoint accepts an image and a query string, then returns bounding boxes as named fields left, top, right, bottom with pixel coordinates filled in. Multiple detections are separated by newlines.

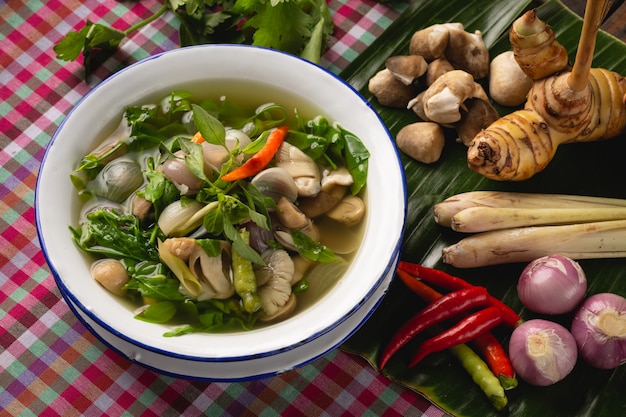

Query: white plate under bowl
left=59, top=255, right=396, bottom=381
left=37, top=45, right=406, bottom=380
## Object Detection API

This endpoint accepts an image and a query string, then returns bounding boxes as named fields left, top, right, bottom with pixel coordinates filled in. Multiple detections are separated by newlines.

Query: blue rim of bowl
left=58, top=254, right=400, bottom=381
left=35, top=44, right=408, bottom=363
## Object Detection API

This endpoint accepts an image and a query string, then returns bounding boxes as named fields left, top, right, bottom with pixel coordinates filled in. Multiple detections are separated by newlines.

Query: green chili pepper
left=232, top=228, right=262, bottom=313
left=449, top=343, right=508, bottom=411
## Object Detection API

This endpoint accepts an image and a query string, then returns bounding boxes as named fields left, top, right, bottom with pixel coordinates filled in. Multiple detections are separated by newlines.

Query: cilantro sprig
left=54, top=0, right=334, bottom=79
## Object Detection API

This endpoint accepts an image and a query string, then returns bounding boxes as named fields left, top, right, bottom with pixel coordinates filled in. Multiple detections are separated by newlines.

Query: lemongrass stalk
left=434, top=191, right=626, bottom=227
left=442, top=220, right=626, bottom=268
left=451, top=206, right=626, bottom=233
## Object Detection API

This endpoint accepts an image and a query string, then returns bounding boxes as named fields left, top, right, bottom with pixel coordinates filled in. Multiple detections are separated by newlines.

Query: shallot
left=508, top=319, right=577, bottom=386
left=517, top=255, right=587, bottom=314
left=571, top=293, right=626, bottom=369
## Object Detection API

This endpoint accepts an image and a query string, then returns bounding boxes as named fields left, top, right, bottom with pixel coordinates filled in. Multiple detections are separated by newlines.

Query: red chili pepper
left=379, top=285, right=490, bottom=369
left=409, top=306, right=503, bottom=367
left=397, top=262, right=522, bottom=328
left=398, top=261, right=469, bottom=290
left=395, top=268, right=517, bottom=385
left=396, top=269, right=441, bottom=303
left=473, top=332, right=518, bottom=390
left=220, top=125, right=289, bottom=182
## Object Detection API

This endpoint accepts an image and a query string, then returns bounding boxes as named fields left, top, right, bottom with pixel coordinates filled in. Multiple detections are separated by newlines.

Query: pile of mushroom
left=368, top=22, right=532, bottom=164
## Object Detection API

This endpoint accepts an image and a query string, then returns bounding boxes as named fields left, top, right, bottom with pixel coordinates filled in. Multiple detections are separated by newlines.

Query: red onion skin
left=571, top=293, right=626, bottom=369
left=517, top=255, right=587, bottom=315
left=509, top=319, right=578, bottom=386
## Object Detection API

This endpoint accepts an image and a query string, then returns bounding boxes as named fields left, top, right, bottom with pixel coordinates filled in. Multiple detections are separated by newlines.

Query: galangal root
left=467, top=1, right=626, bottom=181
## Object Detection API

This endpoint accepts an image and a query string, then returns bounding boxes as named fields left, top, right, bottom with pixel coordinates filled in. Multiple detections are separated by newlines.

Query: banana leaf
left=339, top=0, right=626, bottom=416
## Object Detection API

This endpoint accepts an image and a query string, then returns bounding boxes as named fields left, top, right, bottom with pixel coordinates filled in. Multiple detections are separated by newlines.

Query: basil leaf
left=340, top=125, right=370, bottom=195
left=196, top=239, right=222, bottom=257
left=178, top=139, right=210, bottom=182
left=291, top=229, right=339, bottom=263
left=192, top=104, right=226, bottom=147
left=135, top=301, right=177, bottom=323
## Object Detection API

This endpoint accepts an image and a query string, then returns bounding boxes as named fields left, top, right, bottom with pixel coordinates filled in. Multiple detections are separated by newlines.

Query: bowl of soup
left=36, top=45, right=406, bottom=380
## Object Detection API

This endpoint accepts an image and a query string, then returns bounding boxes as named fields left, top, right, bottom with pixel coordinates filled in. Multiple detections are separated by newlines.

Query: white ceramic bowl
left=36, top=45, right=406, bottom=381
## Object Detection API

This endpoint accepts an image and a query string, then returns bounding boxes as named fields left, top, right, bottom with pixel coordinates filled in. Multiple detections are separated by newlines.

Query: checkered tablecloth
left=0, top=0, right=451, bottom=415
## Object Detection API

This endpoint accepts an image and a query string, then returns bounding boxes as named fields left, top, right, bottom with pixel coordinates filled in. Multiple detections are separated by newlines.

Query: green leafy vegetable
left=70, top=208, right=159, bottom=262
left=291, top=229, right=339, bottom=263
left=54, top=0, right=335, bottom=79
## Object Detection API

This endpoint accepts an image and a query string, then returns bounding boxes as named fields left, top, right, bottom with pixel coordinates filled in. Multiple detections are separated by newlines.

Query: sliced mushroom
left=254, top=248, right=294, bottom=287
left=201, top=128, right=252, bottom=172
left=251, top=167, right=299, bottom=204
left=298, top=184, right=347, bottom=218
left=202, top=142, right=230, bottom=172
left=275, top=142, right=321, bottom=197
left=320, top=167, right=353, bottom=191
left=91, top=259, right=130, bottom=297
left=325, top=195, right=366, bottom=227
left=276, top=197, right=310, bottom=229
left=259, top=293, right=296, bottom=322
left=256, top=249, right=296, bottom=322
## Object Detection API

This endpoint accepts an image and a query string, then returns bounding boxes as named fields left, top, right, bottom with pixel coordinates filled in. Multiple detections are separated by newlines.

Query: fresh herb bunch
left=53, top=0, right=334, bottom=78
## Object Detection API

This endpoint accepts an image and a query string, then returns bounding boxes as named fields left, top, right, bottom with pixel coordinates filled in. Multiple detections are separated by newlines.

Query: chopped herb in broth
left=70, top=90, right=369, bottom=336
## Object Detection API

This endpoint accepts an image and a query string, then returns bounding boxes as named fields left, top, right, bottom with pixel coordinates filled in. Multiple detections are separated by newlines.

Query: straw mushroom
left=298, top=185, right=347, bottom=218
left=409, top=23, right=464, bottom=61
left=396, top=122, right=445, bottom=164
left=325, top=195, right=366, bottom=226
left=255, top=249, right=297, bottom=322
left=320, top=167, right=353, bottom=191
left=275, top=142, right=321, bottom=197
left=425, top=58, right=455, bottom=86
left=368, top=68, right=419, bottom=108
left=445, top=28, right=490, bottom=79
left=409, top=23, right=489, bottom=79
left=251, top=167, right=299, bottom=204
left=91, top=259, right=130, bottom=296
left=276, top=197, right=310, bottom=229
left=489, top=51, right=533, bottom=106
left=385, top=55, right=428, bottom=86
left=421, top=70, right=489, bottom=124
left=456, top=98, right=500, bottom=146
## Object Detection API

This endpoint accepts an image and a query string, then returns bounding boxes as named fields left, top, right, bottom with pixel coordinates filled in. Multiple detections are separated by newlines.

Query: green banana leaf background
left=338, top=0, right=626, bottom=416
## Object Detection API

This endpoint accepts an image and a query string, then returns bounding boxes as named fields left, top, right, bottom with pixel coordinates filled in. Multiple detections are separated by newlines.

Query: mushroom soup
left=70, top=87, right=369, bottom=335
